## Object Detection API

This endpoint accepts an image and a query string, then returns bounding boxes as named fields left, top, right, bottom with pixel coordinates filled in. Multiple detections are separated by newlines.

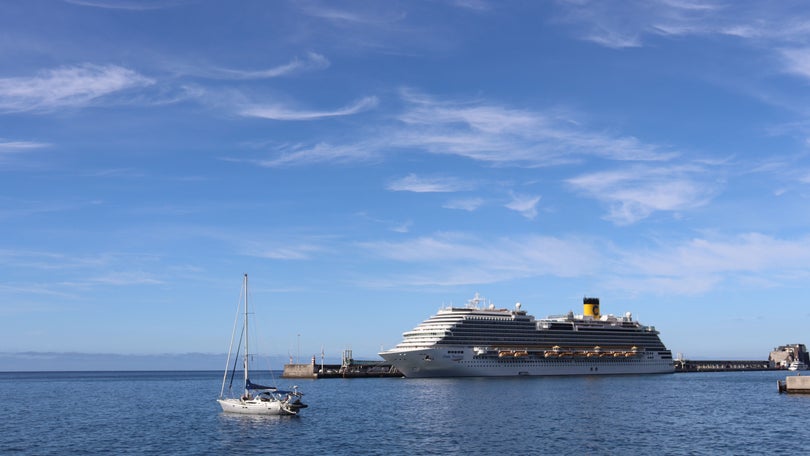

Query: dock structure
left=283, top=351, right=788, bottom=377
left=282, top=349, right=402, bottom=379
left=674, top=359, right=772, bottom=372
left=778, top=375, right=810, bottom=393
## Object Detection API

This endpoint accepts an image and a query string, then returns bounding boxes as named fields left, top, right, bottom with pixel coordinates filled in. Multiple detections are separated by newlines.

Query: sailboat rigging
left=217, top=273, right=306, bottom=415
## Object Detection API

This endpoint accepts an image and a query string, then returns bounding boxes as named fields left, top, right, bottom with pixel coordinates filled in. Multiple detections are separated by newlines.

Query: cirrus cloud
left=387, top=173, right=475, bottom=193
left=567, top=164, right=719, bottom=225
left=0, top=139, right=49, bottom=155
left=247, top=90, right=676, bottom=168
left=240, top=96, right=378, bottom=120
left=357, top=232, right=603, bottom=286
left=0, top=64, right=154, bottom=112
left=505, top=192, right=542, bottom=220
left=183, top=53, right=330, bottom=80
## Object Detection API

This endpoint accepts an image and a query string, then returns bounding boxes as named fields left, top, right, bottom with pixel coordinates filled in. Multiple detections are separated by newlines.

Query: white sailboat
left=217, top=274, right=306, bottom=416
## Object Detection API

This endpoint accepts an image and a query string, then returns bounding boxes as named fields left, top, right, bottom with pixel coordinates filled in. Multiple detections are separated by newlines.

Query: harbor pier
left=282, top=350, right=402, bottom=379
left=674, top=359, right=772, bottom=372
left=283, top=351, right=790, bottom=377
left=777, top=375, right=810, bottom=393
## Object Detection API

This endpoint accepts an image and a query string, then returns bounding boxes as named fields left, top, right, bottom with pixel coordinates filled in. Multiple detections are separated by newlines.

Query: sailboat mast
left=243, top=273, right=249, bottom=396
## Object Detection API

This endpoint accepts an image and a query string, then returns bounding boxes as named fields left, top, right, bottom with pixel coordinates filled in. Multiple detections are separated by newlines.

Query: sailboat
left=217, top=274, right=307, bottom=416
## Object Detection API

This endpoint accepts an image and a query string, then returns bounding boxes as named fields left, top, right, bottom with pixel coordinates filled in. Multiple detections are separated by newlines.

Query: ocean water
left=0, top=370, right=806, bottom=455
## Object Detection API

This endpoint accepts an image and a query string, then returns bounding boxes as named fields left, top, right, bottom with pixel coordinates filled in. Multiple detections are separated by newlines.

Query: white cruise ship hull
left=380, top=348, right=675, bottom=378
left=380, top=295, right=675, bottom=378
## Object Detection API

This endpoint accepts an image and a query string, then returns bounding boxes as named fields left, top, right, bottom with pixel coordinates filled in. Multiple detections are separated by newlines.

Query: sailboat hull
left=217, top=398, right=296, bottom=416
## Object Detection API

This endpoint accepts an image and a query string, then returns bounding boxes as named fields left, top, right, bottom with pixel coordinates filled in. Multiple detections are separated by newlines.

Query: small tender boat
left=217, top=274, right=306, bottom=416
left=788, top=360, right=808, bottom=371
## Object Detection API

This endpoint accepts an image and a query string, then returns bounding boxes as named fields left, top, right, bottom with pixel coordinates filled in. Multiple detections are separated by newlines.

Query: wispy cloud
left=239, top=90, right=699, bottom=219
left=0, top=199, right=103, bottom=221
left=249, top=243, right=324, bottom=260
left=87, top=271, right=163, bottom=286
left=387, top=173, right=475, bottom=192
left=389, top=221, right=412, bottom=233
left=451, top=0, right=491, bottom=12
left=355, top=212, right=413, bottom=233
left=302, top=4, right=406, bottom=25
left=0, top=140, right=48, bottom=151
left=241, top=140, right=383, bottom=167
left=296, top=2, right=462, bottom=56
left=65, top=0, right=186, bottom=10
left=736, top=154, right=810, bottom=193
left=613, top=232, right=810, bottom=294
left=554, top=0, right=810, bottom=89
left=0, top=64, right=154, bottom=112
left=358, top=232, right=603, bottom=286
left=356, top=230, right=810, bottom=293
left=0, top=139, right=49, bottom=164
left=625, top=233, right=806, bottom=276
left=394, top=90, right=674, bottom=166
left=0, top=249, right=168, bottom=298
left=779, top=48, right=810, bottom=80
left=567, top=164, right=718, bottom=225
left=234, top=235, right=335, bottom=260
left=554, top=0, right=733, bottom=49
left=241, top=96, right=378, bottom=120
left=187, top=53, right=330, bottom=80
left=505, top=192, right=542, bottom=219
left=443, top=197, right=485, bottom=211
left=250, top=90, right=674, bottom=167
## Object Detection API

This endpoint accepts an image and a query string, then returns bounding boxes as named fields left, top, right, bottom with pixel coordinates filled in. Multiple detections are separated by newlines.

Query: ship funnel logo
left=583, top=297, right=600, bottom=318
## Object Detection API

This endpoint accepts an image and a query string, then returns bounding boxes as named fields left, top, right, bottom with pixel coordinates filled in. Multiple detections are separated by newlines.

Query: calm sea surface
left=0, top=370, right=806, bottom=455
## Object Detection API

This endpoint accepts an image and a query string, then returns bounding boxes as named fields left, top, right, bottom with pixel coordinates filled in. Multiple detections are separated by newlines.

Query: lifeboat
left=514, top=351, right=528, bottom=357
left=498, top=351, right=515, bottom=358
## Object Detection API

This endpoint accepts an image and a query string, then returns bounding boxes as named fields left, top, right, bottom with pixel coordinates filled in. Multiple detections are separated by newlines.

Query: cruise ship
left=379, top=294, right=674, bottom=377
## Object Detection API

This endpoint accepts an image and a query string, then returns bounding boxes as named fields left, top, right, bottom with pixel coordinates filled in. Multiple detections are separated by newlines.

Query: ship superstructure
left=379, top=294, right=674, bottom=377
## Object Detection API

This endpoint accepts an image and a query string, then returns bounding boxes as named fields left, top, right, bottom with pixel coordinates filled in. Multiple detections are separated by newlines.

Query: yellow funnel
left=583, top=297, right=600, bottom=318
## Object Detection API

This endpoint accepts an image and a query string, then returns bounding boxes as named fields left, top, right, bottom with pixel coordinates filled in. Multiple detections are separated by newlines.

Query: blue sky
left=3, top=0, right=810, bottom=370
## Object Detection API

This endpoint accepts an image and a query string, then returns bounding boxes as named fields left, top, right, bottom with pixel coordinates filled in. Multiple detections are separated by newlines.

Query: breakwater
left=777, top=374, right=810, bottom=393
left=674, top=359, right=773, bottom=372
left=283, top=349, right=780, bottom=378
left=285, top=359, right=778, bottom=378
left=282, top=361, right=402, bottom=379
left=282, top=350, right=402, bottom=379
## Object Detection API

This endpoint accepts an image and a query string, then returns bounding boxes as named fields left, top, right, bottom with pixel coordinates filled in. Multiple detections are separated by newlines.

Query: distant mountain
left=0, top=352, right=290, bottom=371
